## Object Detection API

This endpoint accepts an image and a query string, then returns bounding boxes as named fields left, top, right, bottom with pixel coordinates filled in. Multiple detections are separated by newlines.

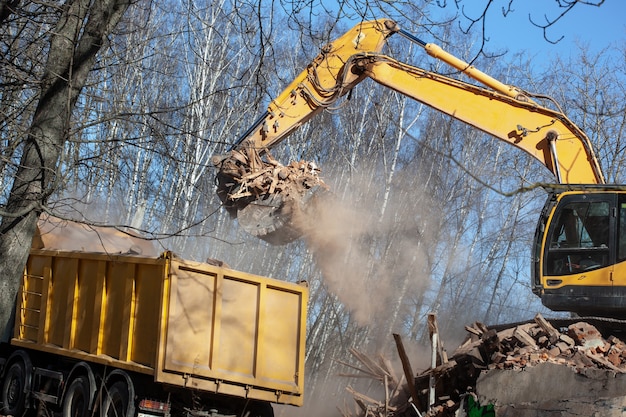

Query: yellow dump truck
left=0, top=219, right=307, bottom=417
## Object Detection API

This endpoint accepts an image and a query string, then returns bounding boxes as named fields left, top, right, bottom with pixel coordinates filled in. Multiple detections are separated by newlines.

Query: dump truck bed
left=15, top=250, right=307, bottom=406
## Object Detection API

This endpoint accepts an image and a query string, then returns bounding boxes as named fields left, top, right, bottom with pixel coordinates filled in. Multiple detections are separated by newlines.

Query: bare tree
left=0, top=0, right=132, bottom=341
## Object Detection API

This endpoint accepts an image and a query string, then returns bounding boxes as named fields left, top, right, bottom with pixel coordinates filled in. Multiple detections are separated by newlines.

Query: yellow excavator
left=212, top=19, right=626, bottom=318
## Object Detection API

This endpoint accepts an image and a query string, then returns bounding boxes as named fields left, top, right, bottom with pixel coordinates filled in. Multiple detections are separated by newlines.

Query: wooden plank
left=534, top=313, right=561, bottom=344
left=513, top=327, right=538, bottom=350
left=393, top=333, right=422, bottom=411
left=349, top=348, right=390, bottom=379
left=464, top=325, right=482, bottom=336
left=584, top=350, right=626, bottom=373
left=428, top=314, right=448, bottom=364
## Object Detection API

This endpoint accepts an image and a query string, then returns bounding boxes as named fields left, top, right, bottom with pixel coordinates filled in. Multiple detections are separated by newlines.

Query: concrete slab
left=476, top=362, right=626, bottom=416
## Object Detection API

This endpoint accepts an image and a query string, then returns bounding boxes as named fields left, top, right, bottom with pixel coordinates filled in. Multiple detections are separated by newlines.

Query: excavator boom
left=213, top=19, right=604, bottom=245
left=212, top=19, right=396, bottom=244
left=225, top=19, right=396, bottom=153
left=213, top=18, right=626, bottom=317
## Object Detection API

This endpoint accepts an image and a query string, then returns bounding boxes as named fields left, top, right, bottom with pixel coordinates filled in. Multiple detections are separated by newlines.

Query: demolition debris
left=213, top=142, right=326, bottom=211
left=213, top=143, right=327, bottom=243
left=342, top=313, right=626, bottom=417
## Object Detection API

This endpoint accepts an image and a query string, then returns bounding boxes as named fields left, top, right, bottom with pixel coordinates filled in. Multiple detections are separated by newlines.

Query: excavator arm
left=353, top=52, right=604, bottom=184
left=214, top=19, right=605, bottom=244
left=211, top=19, right=396, bottom=244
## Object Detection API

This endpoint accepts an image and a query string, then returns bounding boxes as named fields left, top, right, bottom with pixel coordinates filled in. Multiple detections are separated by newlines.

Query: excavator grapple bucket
left=213, top=144, right=327, bottom=245
left=237, top=186, right=324, bottom=245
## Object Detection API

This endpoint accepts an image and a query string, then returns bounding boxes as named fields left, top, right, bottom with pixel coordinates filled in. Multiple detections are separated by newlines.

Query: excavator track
left=489, top=315, right=626, bottom=338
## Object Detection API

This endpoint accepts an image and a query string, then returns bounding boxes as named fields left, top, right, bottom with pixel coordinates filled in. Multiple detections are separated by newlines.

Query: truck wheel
left=100, top=381, right=129, bottom=417
left=62, top=376, right=90, bottom=417
left=1, top=361, right=27, bottom=417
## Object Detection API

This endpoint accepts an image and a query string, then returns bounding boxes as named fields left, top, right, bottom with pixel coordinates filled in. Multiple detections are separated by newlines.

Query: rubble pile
left=443, top=314, right=626, bottom=379
left=418, top=313, right=626, bottom=416
left=226, top=157, right=325, bottom=204
left=343, top=314, right=626, bottom=417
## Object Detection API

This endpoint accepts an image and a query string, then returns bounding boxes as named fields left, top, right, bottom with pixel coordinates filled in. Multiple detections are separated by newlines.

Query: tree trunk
left=0, top=0, right=131, bottom=342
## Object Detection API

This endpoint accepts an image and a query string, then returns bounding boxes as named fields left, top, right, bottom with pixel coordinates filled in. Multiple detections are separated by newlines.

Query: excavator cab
left=534, top=187, right=626, bottom=317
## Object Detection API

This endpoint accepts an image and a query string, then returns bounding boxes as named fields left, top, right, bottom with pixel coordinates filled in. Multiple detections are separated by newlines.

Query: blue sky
left=439, top=1, right=625, bottom=61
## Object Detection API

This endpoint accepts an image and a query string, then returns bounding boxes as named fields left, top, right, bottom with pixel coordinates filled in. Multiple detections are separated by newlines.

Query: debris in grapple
left=212, top=141, right=327, bottom=244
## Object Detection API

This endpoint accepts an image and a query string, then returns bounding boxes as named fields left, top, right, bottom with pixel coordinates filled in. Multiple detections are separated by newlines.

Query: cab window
left=546, top=200, right=610, bottom=275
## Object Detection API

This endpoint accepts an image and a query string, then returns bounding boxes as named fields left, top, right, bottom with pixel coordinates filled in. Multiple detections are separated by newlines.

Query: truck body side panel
left=13, top=250, right=307, bottom=407
left=157, top=258, right=306, bottom=406
left=14, top=250, right=165, bottom=374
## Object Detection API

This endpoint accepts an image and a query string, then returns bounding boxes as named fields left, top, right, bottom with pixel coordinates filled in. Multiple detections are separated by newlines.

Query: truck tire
left=100, top=381, right=129, bottom=417
left=62, top=376, right=90, bottom=417
left=1, top=361, right=27, bottom=417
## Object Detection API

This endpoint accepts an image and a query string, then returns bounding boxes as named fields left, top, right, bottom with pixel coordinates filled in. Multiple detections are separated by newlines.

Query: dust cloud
left=283, top=169, right=443, bottom=416
left=35, top=214, right=158, bottom=256
left=295, top=170, right=437, bottom=329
